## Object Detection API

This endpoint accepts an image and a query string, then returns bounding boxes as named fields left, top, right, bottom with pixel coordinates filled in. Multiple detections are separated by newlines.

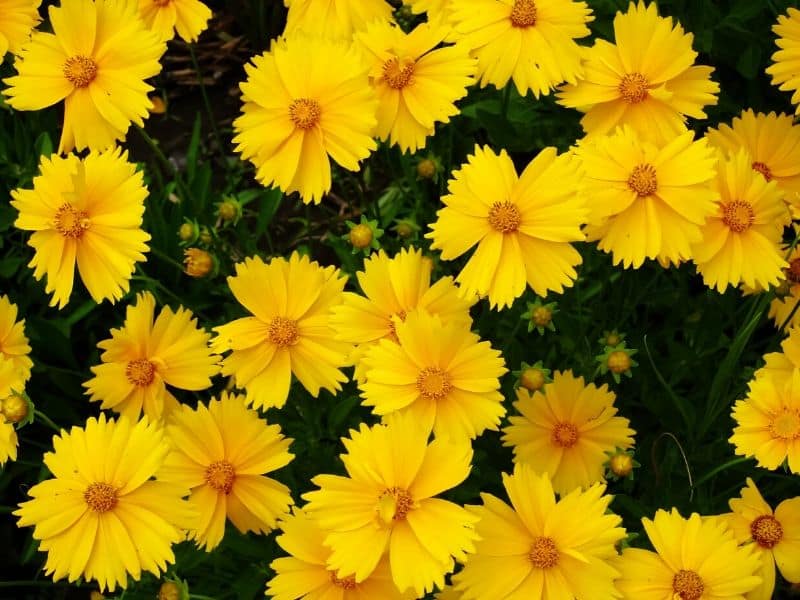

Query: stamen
left=268, top=316, right=299, bottom=347
left=126, top=359, right=156, bottom=387
left=53, top=203, right=90, bottom=238
left=205, top=460, right=236, bottom=494
left=552, top=422, right=579, bottom=448
left=84, top=482, right=118, bottom=513
left=510, top=0, right=537, bottom=27
left=721, top=201, right=755, bottom=233
left=528, top=537, right=559, bottom=569
left=627, top=164, right=658, bottom=197
left=416, top=367, right=453, bottom=401
left=750, top=515, right=783, bottom=549
left=618, top=73, right=649, bottom=103
left=383, top=58, right=415, bottom=89
left=488, top=201, right=522, bottom=233
left=289, top=98, right=321, bottom=129
left=63, top=56, right=98, bottom=88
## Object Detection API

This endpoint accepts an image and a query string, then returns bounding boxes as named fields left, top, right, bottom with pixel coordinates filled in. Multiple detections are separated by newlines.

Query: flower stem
left=33, top=410, right=60, bottom=433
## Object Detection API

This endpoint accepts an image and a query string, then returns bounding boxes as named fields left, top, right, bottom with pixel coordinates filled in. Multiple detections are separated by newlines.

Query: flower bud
left=1, top=393, right=28, bottom=424
left=184, top=248, right=214, bottom=278
left=349, top=224, right=373, bottom=250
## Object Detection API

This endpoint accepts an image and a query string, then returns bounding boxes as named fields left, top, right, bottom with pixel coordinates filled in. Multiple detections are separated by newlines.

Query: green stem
left=150, top=246, right=185, bottom=271
left=693, top=456, right=752, bottom=489
left=135, top=125, right=191, bottom=201
left=188, top=44, right=227, bottom=164
left=34, top=410, right=61, bottom=433
left=501, top=84, right=512, bottom=120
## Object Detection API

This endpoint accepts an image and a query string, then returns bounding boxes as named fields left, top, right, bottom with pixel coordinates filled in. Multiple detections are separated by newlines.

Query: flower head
left=557, top=1, right=718, bottom=143
left=767, top=8, right=800, bottom=115
left=283, top=0, right=393, bottom=40
left=0, top=420, right=18, bottom=465
left=455, top=465, right=626, bottom=599
left=160, top=393, right=293, bottom=551
left=233, top=35, right=377, bottom=203
left=212, top=252, right=351, bottom=410
left=138, top=0, right=211, bottom=42
left=11, top=149, right=151, bottom=308
left=0, top=0, right=41, bottom=57
left=84, top=291, right=220, bottom=422
left=502, top=370, right=635, bottom=495
left=2, top=0, right=166, bottom=152
left=14, top=414, right=194, bottom=592
left=427, top=145, right=587, bottom=309
left=0, top=295, right=33, bottom=398
left=302, top=415, right=478, bottom=596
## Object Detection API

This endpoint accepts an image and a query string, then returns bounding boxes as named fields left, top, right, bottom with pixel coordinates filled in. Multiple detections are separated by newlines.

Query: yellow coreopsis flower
left=731, top=368, right=800, bottom=473
left=578, top=126, right=717, bottom=268
left=722, top=478, right=800, bottom=600
left=0, top=419, right=18, bottom=465
left=692, top=149, right=789, bottom=293
left=84, top=291, right=220, bottom=422
left=455, top=465, right=626, bottom=599
left=427, top=145, right=587, bottom=309
left=302, top=415, right=478, bottom=596
left=0, top=295, right=33, bottom=396
left=354, top=20, right=475, bottom=152
left=767, top=8, right=800, bottom=115
left=212, top=252, right=351, bottom=410
left=502, top=370, right=635, bottom=496
left=615, top=508, right=762, bottom=600
left=267, top=508, right=412, bottom=600
left=360, top=310, right=506, bottom=442
left=233, top=35, right=377, bottom=204
left=2, top=0, right=166, bottom=153
left=0, top=0, right=41, bottom=57
left=138, top=0, right=212, bottom=42
left=330, top=247, right=475, bottom=381
left=159, top=393, right=294, bottom=551
left=283, top=0, right=393, bottom=40
left=14, top=414, right=194, bottom=592
left=11, top=149, right=151, bottom=309
left=449, top=0, right=593, bottom=97
left=756, top=326, right=800, bottom=388
left=557, top=1, right=718, bottom=143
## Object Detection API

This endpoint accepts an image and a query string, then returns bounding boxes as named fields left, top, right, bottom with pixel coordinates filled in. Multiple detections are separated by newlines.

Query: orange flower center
left=510, top=0, right=537, bottom=27
left=618, top=72, right=649, bottom=103
left=330, top=572, right=357, bottom=589
left=750, top=514, right=783, bottom=549
left=672, top=569, right=704, bottom=600
left=528, top=536, right=559, bottom=569
left=627, top=164, right=658, bottom=197
left=387, top=309, right=407, bottom=341
left=769, top=408, right=800, bottom=440
left=416, top=366, right=453, bottom=401
left=552, top=422, right=579, bottom=447
left=205, top=460, right=236, bottom=494
left=383, top=57, right=415, bottom=89
left=721, top=201, right=755, bottom=233
left=488, top=201, right=522, bottom=233
left=63, top=55, right=98, bottom=88
left=126, top=358, right=156, bottom=386
left=289, top=98, right=321, bottom=129
left=53, top=203, right=90, bottom=238
left=379, top=487, right=413, bottom=521
left=786, top=258, right=800, bottom=284
left=84, top=482, right=118, bottom=513
left=752, top=161, right=773, bottom=182
left=268, top=316, right=299, bottom=347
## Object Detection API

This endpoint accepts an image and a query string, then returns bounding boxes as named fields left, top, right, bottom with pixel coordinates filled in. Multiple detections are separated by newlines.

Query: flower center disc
left=387, top=309, right=407, bottom=341
left=510, top=0, right=537, bottom=27
left=769, top=409, right=800, bottom=440
left=416, top=366, right=453, bottom=401
left=750, top=514, right=783, bottom=548
left=672, top=569, right=704, bottom=600
left=627, top=164, right=658, bottom=197
left=722, top=201, right=755, bottom=233
left=752, top=161, right=773, bottom=182
left=552, top=422, right=579, bottom=447
left=54, top=203, right=90, bottom=238
left=787, top=258, right=800, bottom=284
left=488, top=201, right=522, bottom=233
left=528, top=536, right=559, bottom=569
left=205, top=460, right=236, bottom=494
left=63, top=55, right=98, bottom=88
left=378, top=487, right=413, bottom=522
left=330, top=572, right=357, bottom=590
left=84, top=482, right=118, bottom=513
left=618, top=72, right=649, bottom=103
left=126, top=358, right=156, bottom=386
left=289, top=98, right=321, bottom=129
left=268, top=316, right=299, bottom=347
left=383, top=57, right=415, bottom=89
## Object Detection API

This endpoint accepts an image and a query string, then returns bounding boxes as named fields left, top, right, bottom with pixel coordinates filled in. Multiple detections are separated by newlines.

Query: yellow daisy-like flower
left=84, top=291, right=220, bottom=422
left=283, top=0, right=393, bottom=40
left=138, top=0, right=212, bottom=42
left=360, top=310, right=506, bottom=442
left=0, top=295, right=33, bottom=397
left=0, top=420, right=18, bottom=465
left=0, top=0, right=41, bottom=57
left=14, top=414, right=194, bottom=592
left=11, top=149, right=151, bottom=309
left=730, top=368, right=800, bottom=473
left=578, top=126, right=717, bottom=268
left=2, top=0, right=166, bottom=153
left=767, top=8, right=800, bottom=115
left=615, top=508, right=761, bottom=600
left=212, top=252, right=351, bottom=410
left=159, top=392, right=293, bottom=551
left=706, top=110, right=800, bottom=216
left=557, top=1, right=718, bottom=143
left=449, top=0, right=593, bottom=97
left=502, top=370, right=635, bottom=496
left=455, top=465, right=626, bottom=599
left=756, top=326, right=800, bottom=389
left=722, top=478, right=800, bottom=600
left=692, top=149, right=789, bottom=292
left=427, top=144, right=587, bottom=309
left=267, top=508, right=412, bottom=600
left=330, top=247, right=474, bottom=381
left=302, top=415, right=478, bottom=596
left=354, top=20, right=475, bottom=152
left=233, top=35, right=377, bottom=204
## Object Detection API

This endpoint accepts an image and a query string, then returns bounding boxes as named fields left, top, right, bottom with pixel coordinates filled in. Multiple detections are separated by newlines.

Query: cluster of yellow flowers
left=1, top=0, right=800, bottom=598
